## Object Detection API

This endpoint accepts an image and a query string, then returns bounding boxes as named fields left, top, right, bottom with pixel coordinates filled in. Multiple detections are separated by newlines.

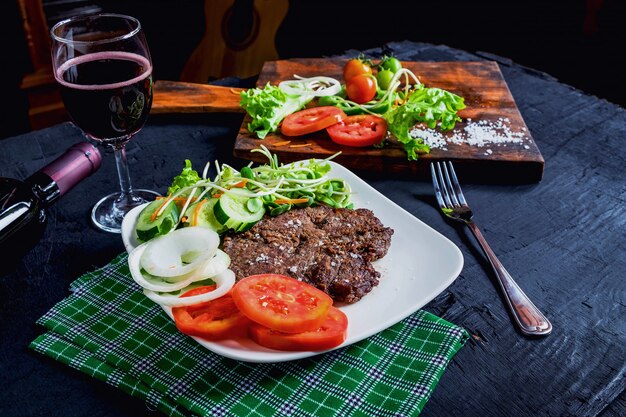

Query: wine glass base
left=91, top=189, right=160, bottom=233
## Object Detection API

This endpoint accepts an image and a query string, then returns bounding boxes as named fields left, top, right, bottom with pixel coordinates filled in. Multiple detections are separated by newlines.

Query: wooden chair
left=17, top=0, right=68, bottom=130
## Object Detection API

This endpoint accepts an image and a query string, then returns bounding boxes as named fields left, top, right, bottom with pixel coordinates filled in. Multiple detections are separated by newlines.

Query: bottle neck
left=26, top=172, right=60, bottom=206
left=25, top=142, right=102, bottom=206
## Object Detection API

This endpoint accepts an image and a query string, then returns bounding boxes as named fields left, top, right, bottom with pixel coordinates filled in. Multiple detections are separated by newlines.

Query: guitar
left=180, top=0, right=289, bottom=82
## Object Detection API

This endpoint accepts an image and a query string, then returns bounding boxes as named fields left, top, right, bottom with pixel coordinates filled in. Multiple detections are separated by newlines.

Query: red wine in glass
left=57, top=51, right=153, bottom=147
left=51, top=14, right=160, bottom=233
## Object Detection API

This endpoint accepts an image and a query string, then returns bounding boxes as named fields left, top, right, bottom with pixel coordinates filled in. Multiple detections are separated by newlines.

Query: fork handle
left=466, top=221, right=552, bottom=336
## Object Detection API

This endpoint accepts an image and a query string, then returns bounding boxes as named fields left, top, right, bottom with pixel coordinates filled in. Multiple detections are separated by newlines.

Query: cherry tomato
left=248, top=307, right=348, bottom=351
left=376, top=69, right=394, bottom=90
left=231, top=274, right=333, bottom=334
left=172, top=286, right=251, bottom=340
left=343, top=59, right=372, bottom=82
left=379, top=56, right=402, bottom=73
left=281, top=106, right=346, bottom=137
left=326, top=114, right=387, bottom=147
left=345, top=74, right=377, bottom=104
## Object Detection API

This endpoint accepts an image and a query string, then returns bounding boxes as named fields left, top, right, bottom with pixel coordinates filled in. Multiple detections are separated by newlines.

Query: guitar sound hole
left=221, top=0, right=260, bottom=51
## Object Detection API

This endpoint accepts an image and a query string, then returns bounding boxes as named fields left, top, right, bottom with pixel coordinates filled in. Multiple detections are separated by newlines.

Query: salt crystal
left=255, top=254, right=269, bottom=263
left=410, top=117, right=530, bottom=150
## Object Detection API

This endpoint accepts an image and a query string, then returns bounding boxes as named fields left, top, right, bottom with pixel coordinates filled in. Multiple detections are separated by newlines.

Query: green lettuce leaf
left=168, top=159, right=201, bottom=195
left=240, top=83, right=313, bottom=139
left=384, top=85, right=466, bottom=160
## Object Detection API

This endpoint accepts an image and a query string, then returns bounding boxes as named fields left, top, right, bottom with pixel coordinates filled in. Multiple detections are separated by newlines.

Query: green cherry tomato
left=376, top=69, right=394, bottom=90
left=380, top=56, right=402, bottom=73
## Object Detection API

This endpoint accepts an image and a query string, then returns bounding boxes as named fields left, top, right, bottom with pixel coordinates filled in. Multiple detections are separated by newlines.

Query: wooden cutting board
left=233, top=58, right=544, bottom=183
left=152, top=80, right=244, bottom=114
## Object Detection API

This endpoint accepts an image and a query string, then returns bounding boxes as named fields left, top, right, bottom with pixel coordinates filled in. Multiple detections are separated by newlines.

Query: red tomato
left=326, top=115, right=388, bottom=147
left=343, top=59, right=372, bottom=82
left=248, top=307, right=348, bottom=351
left=281, top=107, right=346, bottom=137
left=231, top=274, right=333, bottom=334
left=345, top=74, right=377, bottom=104
left=172, top=286, right=251, bottom=340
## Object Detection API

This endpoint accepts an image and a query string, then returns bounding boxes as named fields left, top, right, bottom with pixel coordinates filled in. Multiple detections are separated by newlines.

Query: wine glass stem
left=114, top=145, right=133, bottom=198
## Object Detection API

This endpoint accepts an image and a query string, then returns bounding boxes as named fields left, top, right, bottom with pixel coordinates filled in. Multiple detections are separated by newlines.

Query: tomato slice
left=231, top=274, right=333, bottom=333
left=326, top=114, right=388, bottom=147
left=172, top=286, right=251, bottom=341
left=248, top=307, right=348, bottom=351
left=281, top=106, right=346, bottom=137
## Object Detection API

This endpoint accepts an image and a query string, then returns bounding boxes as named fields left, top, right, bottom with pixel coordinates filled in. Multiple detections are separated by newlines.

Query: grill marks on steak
left=221, top=205, right=393, bottom=304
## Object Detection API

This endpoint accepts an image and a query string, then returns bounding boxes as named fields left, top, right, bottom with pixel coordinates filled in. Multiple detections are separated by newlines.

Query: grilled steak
left=222, top=205, right=393, bottom=304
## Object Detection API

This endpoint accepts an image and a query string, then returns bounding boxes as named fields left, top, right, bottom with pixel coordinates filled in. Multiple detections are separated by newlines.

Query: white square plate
left=121, top=161, right=463, bottom=363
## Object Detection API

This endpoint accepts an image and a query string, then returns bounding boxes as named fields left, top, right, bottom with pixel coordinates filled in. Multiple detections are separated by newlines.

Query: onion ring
left=143, top=269, right=236, bottom=307
left=129, top=245, right=230, bottom=292
left=279, top=76, right=341, bottom=97
left=139, top=227, right=220, bottom=278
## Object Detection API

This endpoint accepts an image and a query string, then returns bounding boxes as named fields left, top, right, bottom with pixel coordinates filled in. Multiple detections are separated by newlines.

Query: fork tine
left=430, top=163, right=447, bottom=209
left=446, top=161, right=468, bottom=206
left=441, top=162, right=461, bottom=207
left=434, top=162, right=454, bottom=208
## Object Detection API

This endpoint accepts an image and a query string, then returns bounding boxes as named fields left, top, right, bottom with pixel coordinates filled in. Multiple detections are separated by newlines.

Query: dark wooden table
left=1, top=42, right=624, bottom=417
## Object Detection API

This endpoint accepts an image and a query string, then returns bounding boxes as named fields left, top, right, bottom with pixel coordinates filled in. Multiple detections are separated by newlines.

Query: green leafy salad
left=135, top=146, right=352, bottom=242
left=239, top=55, right=466, bottom=161
left=240, top=84, right=312, bottom=139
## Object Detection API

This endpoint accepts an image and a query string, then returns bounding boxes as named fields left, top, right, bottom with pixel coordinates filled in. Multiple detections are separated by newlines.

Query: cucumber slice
left=136, top=199, right=179, bottom=242
left=246, top=197, right=263, bottom=212
left=183, top=198, right=228, bottom=234
left=213, top=193, right=265, bottom=232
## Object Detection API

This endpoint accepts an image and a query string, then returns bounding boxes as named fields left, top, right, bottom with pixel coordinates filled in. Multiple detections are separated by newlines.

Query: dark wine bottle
left=0, top=142, right=102, bottom=272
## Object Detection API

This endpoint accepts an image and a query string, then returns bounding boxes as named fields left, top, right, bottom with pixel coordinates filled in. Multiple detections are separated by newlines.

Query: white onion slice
left=278, top=76, right=341, bottom=97
left=129, top=245, right=230, bottom=292
left=139, top=227, right=220, bottom=277
left=143, top=269, right=236, bottom=307
left=196, top=249, right=231, bottom=279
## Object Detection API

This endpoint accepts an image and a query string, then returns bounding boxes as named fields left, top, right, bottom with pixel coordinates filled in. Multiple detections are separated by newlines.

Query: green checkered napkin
left=30, top=253, right=468, bottom=417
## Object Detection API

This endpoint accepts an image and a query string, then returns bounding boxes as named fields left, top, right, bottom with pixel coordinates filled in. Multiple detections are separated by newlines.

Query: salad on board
left=240, top=55, right=466, bottom=161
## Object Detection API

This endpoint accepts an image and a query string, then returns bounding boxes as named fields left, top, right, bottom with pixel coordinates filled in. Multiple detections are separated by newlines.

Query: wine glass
left=50, top=13, right=159, bottom=233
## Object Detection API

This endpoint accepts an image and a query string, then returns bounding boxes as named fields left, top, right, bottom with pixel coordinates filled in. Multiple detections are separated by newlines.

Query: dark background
left=2, top=0, right=625, bottom=139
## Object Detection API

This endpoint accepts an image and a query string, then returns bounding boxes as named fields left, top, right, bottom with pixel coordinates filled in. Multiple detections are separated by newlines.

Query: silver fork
left=431, top=161, right=552, bottom=337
